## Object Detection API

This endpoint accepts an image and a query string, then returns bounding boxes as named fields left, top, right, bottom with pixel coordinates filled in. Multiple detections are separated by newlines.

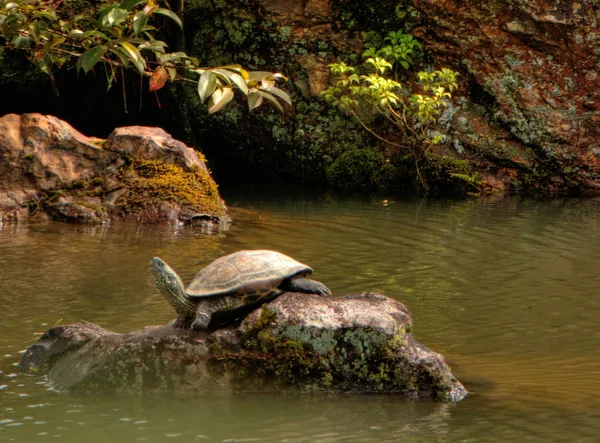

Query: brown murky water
left=1, top=193, right=600, bottom=442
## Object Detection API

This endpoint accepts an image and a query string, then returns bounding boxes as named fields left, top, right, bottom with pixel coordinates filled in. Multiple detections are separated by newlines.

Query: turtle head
left=150, top=257, right=196, bottom=316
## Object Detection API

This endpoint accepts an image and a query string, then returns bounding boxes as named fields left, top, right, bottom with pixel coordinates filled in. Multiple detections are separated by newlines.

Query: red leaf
left=149, top=66, right=168, bottom=92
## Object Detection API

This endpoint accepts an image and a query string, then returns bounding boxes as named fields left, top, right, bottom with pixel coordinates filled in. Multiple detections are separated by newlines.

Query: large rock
left=414, top=0, right=600, bottom=193
left=20, top=292, right=467, bottom=402
left=0, top=113, right=229, bottom=231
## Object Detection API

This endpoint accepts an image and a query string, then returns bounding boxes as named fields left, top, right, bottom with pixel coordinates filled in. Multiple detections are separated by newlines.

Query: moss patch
left=117, top=159, right=225, bottom=217
left=207, top=307, right=423, bottom=394
left=326, top=148, right=396, bottom=191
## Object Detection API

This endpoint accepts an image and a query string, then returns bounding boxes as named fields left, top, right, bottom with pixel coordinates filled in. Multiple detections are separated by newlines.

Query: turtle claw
left=283, top=277, right=331, bottom=296
left=172, top=315, right=192, bottom=329
left=313, top=282, right=332, bottom=297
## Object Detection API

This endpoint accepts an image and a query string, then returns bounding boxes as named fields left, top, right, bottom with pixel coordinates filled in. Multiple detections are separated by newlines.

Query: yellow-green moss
left=91, top=139, right=106, bottom=148
left=118, top=159, right=225, bottom=216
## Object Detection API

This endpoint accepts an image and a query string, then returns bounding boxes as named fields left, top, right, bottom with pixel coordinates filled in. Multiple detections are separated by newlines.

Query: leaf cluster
left=0, top=0, right=291, bottom=114
left=197, top=67, right=291, bottom=114
left=362, top=31, right=421, bottom=71
left=320, top=30, right=460, bottom=188
left=321, top=30, right=459, bottom=138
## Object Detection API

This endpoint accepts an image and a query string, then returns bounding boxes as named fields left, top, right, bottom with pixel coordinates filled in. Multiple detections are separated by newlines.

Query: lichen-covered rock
left=20, top=292, right=467, bottom=401
left=413, top=0, right=600, bottom=193
left=0, top=113, right=229, bottom=230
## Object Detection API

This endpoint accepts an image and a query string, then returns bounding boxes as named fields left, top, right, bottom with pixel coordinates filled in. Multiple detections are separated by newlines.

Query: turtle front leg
left=191, top=296, right=240, bottom=330
left=282, top=278, right=331, bottom=296
left=190, top=299, right=220, bottom=330
left=191, top=311, right=211, bottom=330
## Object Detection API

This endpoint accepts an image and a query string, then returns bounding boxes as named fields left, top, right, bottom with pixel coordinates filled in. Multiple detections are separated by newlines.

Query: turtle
left=150, top=250, right=331, bottom=330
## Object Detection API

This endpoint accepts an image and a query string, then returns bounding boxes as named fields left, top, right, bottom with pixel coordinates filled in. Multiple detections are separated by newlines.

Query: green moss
left=390, top=152, right=482, bottom=196
left=91, top=177, right=105, bottom=186
left=68, top=180, right=88, bottom=190
left=255, top=306, right=277, bottom=329
left=117, top=159, right=225, bottom=216
left=46, top=189, right=65, bottom=203
left=74, top=200, right=107, bottom=217
left=206, top=305, right=426, bottom=394
left=326, top=148, right=395, bottom=190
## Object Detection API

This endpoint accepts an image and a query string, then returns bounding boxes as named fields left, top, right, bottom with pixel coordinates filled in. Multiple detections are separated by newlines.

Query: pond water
left=1, top=192, right=600, bottom=442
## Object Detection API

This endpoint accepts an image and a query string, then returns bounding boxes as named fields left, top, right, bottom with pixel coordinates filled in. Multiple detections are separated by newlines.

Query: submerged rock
left=0, top=113, right=229, bottom=231
left=20, top=292, right=467, bottom=402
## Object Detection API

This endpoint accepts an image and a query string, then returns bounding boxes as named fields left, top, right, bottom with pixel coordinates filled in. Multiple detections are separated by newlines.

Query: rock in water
left=0, top=113, right=229, bottom=231
left=20, top=293, right=467, bottom=402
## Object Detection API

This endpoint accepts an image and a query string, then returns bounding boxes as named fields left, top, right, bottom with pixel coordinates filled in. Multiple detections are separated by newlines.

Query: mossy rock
left=116, top=159, right=225, bottom=218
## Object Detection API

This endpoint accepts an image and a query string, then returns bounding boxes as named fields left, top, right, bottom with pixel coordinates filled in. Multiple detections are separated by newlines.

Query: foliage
left=362, top=31, right=421, bottom=72
left=321, top=30, right=459, bottom=189
left=326, top=148, right=396, bottom=191
left=0, top=0, right=291, bottom=113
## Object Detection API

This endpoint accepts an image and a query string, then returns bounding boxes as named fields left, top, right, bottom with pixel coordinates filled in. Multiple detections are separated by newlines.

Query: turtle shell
left=185, top=250, right=312, bottom=298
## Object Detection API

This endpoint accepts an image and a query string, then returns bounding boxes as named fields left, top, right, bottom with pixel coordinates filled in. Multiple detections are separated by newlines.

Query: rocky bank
left=3, top=1, right=595, bottom=195
left=180, top=0, right=600, bottom=194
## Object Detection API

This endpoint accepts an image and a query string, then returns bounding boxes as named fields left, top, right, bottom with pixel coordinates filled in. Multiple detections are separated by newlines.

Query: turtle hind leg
left=282, top=278, right=331, bottom=296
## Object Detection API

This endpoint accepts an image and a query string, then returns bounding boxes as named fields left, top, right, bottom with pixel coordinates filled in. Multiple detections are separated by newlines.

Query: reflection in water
left=2, top=196, right=600, bottom=442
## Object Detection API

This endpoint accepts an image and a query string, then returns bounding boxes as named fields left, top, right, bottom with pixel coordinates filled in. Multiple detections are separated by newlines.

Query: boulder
left=20, top=292, right=467, bottom=402
left=414, top=0, right=600, bottom=193
left=0, top=113, right=229, bottom=231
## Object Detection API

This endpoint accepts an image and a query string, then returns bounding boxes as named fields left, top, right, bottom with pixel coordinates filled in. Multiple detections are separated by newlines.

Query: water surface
left=1, top=194, right=600, bottom=442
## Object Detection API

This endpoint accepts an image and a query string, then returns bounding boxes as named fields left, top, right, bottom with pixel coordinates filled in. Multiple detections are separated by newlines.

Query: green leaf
left=106, top=8, right=129, bottom=26
left=214, top=69, right=248, bottom=95
left=82, top=30, right=110, bottom=41
left=362, top=47, right=377, bottom=58
left=258, top=90, right=284, bottom=113
left=28, top=22, right=40, bottom=43
left=120, top=0, right=147, bottom=10
left=119, top=41, right=145, bottom=72
left=248, top=71, right=278, bottom=81
left=78, top=45, right=107, bottom=73
left=13, top=35, right=31, bottom=49
left=153, top=8, right=182, bottom=29
left=261, top=78, right=276, bottom=89
left=263, top=86, right=292, bottom=106
left=36, top=35, right=66, bottom=62
left=138, top=39, right=167, bottom=53
left=133, top=11, right=148, bottom=35
left=197, top=70, right=217, bottom=104
left=109, top=46, right=131, bottom=67
left=208, top=87, right=234, bottom=114
left=222, top=64, right=249, bottom=79
left=38, top=53, right=54, bottom=76
left=247, top=90, right=262, bottom=111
